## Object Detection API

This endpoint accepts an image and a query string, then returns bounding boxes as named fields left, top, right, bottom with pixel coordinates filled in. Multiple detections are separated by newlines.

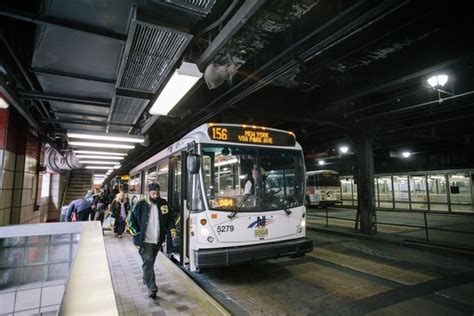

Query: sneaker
left=148, top=291, right=157, bottom=299
left=118, top=235, right=122, bottom=238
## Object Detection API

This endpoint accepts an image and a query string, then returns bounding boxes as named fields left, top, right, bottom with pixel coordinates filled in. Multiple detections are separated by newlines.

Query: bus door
left=168, top=152, right=189, bottom=266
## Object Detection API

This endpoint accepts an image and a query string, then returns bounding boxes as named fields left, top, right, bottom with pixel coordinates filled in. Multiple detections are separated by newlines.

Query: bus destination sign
left=208, top=125, right=296, bottom=146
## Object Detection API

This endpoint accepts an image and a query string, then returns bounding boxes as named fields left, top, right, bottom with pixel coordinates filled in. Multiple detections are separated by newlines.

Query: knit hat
left=148, top=183, right=160, bottom=192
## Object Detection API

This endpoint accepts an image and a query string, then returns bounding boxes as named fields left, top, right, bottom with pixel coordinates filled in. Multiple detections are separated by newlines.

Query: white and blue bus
left=128, top=123, right=313, bottom=272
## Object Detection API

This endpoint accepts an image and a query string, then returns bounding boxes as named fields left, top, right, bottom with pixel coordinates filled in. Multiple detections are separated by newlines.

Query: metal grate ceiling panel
left=165, top=0, right=216, bottom=15
left=117, top=23, right=192, bottom=93
left=110, top=96, right=149, bottom=124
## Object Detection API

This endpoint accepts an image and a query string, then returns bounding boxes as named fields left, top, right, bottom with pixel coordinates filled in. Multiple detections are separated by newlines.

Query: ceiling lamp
left=149, top=62, right=202, bottom=116
left=67, top=131, right=144, bottom=143
left=318, top=160, right=325, bottom=165
left=85, top=166, right=114, bottom=170
left=69, top=141, right=134, bottom=149
left=74, top=150, right=127, bottom=156
left=339, top=146, right=349, bottom=154
left=79, top=161, right=122, bottom=165
left=0, top=97, right=9, bottom=109
left=402, top=151, right=411, bottom=158
left=427, top=74, right=448, bottom=88
left=75, top=155, right=124, bottom=160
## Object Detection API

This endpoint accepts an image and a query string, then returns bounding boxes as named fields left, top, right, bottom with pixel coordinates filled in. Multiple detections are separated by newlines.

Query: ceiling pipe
left=195, top=0, right=240, bottom=37
left=18, top=90, right=111, bottom=107
left=196, top=0, right=266, bottom=71
left=0, top=30, right=53, bottom=121
left=0, top=77, right=61, bottom=153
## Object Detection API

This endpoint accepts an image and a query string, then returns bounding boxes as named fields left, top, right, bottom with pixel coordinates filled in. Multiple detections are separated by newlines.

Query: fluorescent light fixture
left=79, top=160, right=122, bottom=165
left=402, top=151, right=411, bottom=158
left=113, top=165, right=121, bottom=169
left=74, top=150, right=127, bottom=156
left=427, top=74, right=449, bottom=88
left=0, top=97, right=9, bottom=109
left=85, top=166, right=114, bottom=169
left=339, top=146, right=349, bottom=154
left=318, top=160, right=325, bottom=165
left=149, top=62, right=202, bottom=116
left=76, top=155, right=124, bottom=160
left=69, top=141, right=134, bottom=149
left=67, top=131, right=144, bottom=143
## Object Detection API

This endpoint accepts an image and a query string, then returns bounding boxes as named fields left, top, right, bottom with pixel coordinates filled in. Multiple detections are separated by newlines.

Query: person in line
left=66, top=198, right=92, bottom=222
left=110, top=190, right=130, bottom=238
left=90, top=188, right=102, bottom=221
left=126, top=183, right=176, bottom=299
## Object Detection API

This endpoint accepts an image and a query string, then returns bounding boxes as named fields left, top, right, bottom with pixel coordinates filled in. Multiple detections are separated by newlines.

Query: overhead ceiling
left=1, top=0, right=473, bottom=174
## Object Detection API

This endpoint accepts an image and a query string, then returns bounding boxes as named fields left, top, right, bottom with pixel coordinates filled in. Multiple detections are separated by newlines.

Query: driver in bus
left=244, top=166, right=267, bottom=196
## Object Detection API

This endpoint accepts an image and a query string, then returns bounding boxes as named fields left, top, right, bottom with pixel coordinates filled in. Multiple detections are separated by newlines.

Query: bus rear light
left=200, top=219, right=207, bottom=225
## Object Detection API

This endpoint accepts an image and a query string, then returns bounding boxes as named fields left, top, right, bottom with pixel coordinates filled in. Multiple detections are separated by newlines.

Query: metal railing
left=307, top=206, right=474, bottom=250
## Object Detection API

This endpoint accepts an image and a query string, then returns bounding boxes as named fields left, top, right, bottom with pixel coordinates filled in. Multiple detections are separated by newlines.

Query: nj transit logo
left=247, top=216, right=273, bottom=228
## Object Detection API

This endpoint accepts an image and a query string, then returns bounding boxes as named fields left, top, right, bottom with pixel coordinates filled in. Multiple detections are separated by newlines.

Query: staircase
left=63, top=170, right=93, bottom=205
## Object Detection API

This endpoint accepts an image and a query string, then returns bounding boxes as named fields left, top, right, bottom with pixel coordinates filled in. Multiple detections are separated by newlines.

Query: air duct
left=45, top=145, right=82, bottom=172
left=108, top=7, right=193, bottom=129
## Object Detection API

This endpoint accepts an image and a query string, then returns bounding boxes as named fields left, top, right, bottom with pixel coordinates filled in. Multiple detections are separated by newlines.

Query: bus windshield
left=201, top=145, right=305, bottom=212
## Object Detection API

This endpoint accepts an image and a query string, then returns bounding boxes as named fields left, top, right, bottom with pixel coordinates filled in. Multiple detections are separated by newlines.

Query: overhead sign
left=208, top=125, right=295, bottom=146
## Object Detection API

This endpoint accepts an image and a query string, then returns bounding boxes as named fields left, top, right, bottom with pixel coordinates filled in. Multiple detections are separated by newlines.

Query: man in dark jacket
left=126, top=183, right=176, bottom=299
left=66, top=198, right=92, bottom=222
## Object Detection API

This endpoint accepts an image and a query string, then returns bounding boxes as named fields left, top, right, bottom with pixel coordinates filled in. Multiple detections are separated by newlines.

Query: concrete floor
left=190, top=230, right=474, bottom=315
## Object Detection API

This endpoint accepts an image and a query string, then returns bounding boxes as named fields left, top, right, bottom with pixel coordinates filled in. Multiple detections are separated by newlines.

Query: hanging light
left=339, top=146, right=349, bottom=154
left=67, top=131, right=144, bottom=143
left=0, top=97, right=9, bottom=109
left=69, top=141, right=134, bottom=149
left=402, top=151, right=411, bottom=158
left=427, top=74, right=449, bottom=88
left=74, top=150, right=127, bottom=156
left=149, top=62, right=202, bottom=116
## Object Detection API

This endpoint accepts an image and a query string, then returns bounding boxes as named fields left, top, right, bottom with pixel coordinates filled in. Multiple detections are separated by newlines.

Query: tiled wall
left=48, top=173, right=66, bottom=222
left=0, top=107, right=57, bottom=226
left=0, top=150, right=15, bottom=226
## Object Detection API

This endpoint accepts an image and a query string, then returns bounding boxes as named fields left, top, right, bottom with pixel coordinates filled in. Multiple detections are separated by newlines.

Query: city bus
left=128, top=123, right=313, bottom=272
left=305, top=170, right=341, bottom=207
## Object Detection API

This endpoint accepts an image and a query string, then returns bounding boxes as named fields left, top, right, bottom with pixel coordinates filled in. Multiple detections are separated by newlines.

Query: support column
left=354, top=136, right=377, bottom=234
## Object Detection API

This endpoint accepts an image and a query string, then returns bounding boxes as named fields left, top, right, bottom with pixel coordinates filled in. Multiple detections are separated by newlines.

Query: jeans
left=115, top=217, right=126, bottom=235
left=140, top=243, right=160, bottom=292
left=77, top=208, right=91, bottom=221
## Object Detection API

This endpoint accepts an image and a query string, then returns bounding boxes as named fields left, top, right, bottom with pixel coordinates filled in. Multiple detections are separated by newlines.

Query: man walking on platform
left=126, top=183, right=176, bottom=299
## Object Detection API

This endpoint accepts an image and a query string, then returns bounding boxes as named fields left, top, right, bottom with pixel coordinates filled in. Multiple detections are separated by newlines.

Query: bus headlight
left=300, top=219, right=306, bottom=227
left=200, top=227, right=210, bottom=236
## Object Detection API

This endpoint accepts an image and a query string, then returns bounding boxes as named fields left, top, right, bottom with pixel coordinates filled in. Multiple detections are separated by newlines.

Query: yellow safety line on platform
left=308, top=248, right=435, bottom=286
left=157, top=252, right=231, bottom=316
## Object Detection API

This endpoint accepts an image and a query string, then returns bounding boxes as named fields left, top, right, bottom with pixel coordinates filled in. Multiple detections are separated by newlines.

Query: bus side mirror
left=187, top=154, right=201, bottom=174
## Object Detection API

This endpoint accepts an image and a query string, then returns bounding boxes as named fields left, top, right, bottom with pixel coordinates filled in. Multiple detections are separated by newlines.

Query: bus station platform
left=104, top=231, right=228, bottom=316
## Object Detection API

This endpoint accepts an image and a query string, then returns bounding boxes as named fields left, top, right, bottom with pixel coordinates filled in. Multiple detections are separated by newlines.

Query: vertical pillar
left=354, top=136, right=377, bottom=234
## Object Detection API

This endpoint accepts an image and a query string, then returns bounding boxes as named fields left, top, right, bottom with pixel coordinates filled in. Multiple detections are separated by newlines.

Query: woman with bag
left=110, top=191, right=130, bottom=238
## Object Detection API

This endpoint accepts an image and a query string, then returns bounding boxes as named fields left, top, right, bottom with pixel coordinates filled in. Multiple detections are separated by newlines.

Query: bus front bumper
left=194, top=237, right=313, bottom=269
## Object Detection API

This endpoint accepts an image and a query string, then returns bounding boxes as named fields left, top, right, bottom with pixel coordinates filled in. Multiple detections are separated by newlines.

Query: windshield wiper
left=228, top=193, right=251, bottom=219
